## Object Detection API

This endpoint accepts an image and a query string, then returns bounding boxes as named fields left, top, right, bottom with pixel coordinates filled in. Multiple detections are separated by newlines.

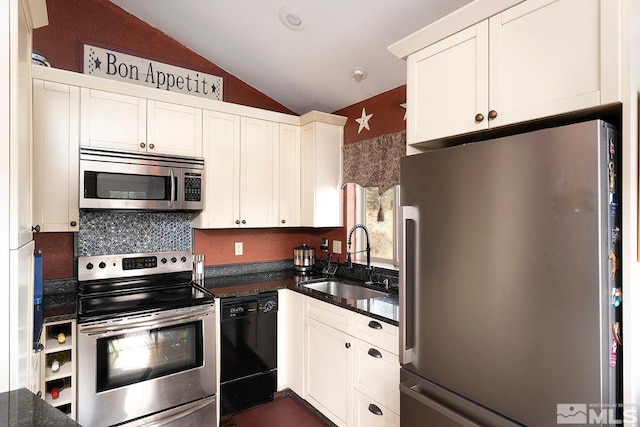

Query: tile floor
left=220, top=396, right=333, bottom=427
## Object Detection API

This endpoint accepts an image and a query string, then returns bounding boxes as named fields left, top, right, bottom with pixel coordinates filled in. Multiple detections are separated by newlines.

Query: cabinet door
left=305, top=317, right=352, bottom=427
left=32, top=80, right=80, bottom=232
left=277, top=124, right=300, bottom=227
left=491, top=0, right=613, bottom=126
left=199, top=110, right=240, bottom=228
left=9, top=241, right=34, bottom=390
left=80, top=88, right=146, bottom=152
left=240, top=117, right=277, bottom=228
left=353, top=390, right=399, bottom=427
left=407, top=21, right=489, bottom=144
left=147, top=100, right=203, bottom=157
left=300, top=122, right=344, bottom=227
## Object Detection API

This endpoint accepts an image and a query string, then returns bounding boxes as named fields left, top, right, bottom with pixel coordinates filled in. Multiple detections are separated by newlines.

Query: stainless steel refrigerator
left=399, top=120, right=622, bottom=426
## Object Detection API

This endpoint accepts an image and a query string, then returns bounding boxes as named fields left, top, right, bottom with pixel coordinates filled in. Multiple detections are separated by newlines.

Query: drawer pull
left=368, top=320, right=382, bottom=330
left=368, top=403, right=383, bottom=416
left=368, top=348, right=382, bottom=358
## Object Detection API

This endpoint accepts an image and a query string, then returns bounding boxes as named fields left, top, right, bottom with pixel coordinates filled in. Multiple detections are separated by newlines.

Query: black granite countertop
left=205, top=269, right=399, bottom=326
left=0, top=388, right=79, bottom=427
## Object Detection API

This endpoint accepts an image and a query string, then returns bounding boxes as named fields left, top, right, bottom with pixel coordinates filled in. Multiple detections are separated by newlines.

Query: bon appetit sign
left=82, top=43, right=223, bottom=101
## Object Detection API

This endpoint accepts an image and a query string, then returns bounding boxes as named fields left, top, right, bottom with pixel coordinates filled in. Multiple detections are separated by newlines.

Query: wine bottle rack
left=40, top=319, right=76, bottom=420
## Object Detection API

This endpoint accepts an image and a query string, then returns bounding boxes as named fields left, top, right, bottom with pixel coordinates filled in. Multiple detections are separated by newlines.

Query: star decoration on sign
left=355, top=107, right=373, bottom=134
left=400, top=103, right=407, bottom=120
left=94, top=57, right=102, bottom=70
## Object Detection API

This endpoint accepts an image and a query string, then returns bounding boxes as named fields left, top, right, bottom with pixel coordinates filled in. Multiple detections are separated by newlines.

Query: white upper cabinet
left=240, top=117, right=278, bottom=228
left=198, top=110, right=241, bottom=228
left=403, top=0, right=620, bottom=145
left=147, top=100, right=203, bottom=157
left=32, top=80, right=80, bottom=232
left=278, top=124, right=301, bottom=227
left=80, top=88, right=202, bottom=157
left=300, top=120, right=344, bottom=228
left=197, top=111, right=278, bottom=228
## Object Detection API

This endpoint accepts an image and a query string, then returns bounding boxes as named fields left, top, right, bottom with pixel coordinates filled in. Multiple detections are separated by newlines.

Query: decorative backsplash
left=78, top=211, right=192, bottom=256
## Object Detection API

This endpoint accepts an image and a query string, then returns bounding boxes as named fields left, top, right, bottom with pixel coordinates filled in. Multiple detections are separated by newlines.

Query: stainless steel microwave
left=79, top=147, right=204, bottom=211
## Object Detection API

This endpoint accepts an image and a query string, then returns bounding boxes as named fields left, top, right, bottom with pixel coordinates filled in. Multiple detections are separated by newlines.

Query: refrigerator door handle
left=400, top=206, right=419, bottom=364
left=400, top=381, right=481, bottom=427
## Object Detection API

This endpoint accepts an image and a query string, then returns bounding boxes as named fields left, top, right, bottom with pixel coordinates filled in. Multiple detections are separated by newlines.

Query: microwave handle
left=169, top=168, right=175, bottom=208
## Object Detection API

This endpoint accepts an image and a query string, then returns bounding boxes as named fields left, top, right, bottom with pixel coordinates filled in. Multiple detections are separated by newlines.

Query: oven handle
left=125, top=395, right=216, bottom=427
left=79, top=305, right=214, bottom=336
left=169, top=167, right=175, bottom=208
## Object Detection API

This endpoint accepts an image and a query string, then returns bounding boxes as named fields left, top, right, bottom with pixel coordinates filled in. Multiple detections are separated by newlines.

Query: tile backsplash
left=78, top=211, right=192, bottom=256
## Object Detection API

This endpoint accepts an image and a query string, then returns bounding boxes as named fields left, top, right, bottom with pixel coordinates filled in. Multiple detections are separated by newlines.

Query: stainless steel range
left=76, top=250, right=216, bottom=427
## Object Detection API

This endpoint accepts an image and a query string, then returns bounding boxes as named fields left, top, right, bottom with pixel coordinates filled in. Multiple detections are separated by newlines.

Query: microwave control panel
left=184, top=173, right=202, bottom=202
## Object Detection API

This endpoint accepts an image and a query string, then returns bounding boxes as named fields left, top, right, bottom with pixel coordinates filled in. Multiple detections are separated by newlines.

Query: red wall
left=33, top=0, right=294, bottom=115
left=32, top=0, right=405, bottom=276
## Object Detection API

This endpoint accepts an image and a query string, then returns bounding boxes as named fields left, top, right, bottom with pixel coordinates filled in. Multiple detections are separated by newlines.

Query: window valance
left=342, top=131, right=406, bottom=195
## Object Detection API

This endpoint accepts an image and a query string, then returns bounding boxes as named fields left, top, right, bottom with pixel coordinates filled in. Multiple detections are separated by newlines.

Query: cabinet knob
left=140, top=142, right=146, bottom=148
left=488, top=110, right=498, bottom=120
left=235, top=220, right=240, bottom=225
left=281, top=219, right=286, bottom=224
left=474, top=113, right=485, bottom=123
left=70, top=221, right=77, bottom=227
left=31, top=225, right=41, bottom=233
left=368, top=404, right=383, bottom=416
left=241, top=220, right=247, bottom=224
left=345, top=342, right=351, bottom=349
left=149, top=143, right=155, bottom=149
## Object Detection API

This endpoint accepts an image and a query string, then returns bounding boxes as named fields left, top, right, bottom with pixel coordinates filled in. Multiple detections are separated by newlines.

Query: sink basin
left=302, top=280, right=388, bottom=300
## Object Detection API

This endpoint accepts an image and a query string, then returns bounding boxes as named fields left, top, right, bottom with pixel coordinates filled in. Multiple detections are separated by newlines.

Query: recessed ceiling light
left=279, top=7, right=307, bottom=31
left=352, top=68, right=368, bottom=82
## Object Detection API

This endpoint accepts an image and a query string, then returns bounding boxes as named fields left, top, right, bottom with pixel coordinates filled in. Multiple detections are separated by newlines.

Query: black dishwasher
left=220, top=291, right=278, bottom=417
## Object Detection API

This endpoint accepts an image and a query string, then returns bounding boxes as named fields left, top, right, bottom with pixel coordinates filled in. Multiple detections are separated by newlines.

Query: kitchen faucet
left=346, top=224, right=373, bottom=284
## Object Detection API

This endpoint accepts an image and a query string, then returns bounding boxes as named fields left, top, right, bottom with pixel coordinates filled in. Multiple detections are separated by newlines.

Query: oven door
left=80, top=158, right=178, bottom=210
left=77, top=304, right=216, bottom=427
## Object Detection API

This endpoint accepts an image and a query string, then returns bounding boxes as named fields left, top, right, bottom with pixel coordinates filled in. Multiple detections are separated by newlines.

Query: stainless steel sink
left=302, top=280, right=388, bottom=300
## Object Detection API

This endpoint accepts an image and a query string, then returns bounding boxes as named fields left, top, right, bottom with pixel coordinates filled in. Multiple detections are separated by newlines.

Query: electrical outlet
left=235, top=242, right=243, bottom=256
left=333, top=240, right=342, bottom=254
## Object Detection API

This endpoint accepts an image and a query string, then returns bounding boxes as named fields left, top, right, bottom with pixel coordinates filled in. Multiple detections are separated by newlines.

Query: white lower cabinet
left=302, top=296, right=399, bottom=426
left=353, top=390, right=399, bottom=427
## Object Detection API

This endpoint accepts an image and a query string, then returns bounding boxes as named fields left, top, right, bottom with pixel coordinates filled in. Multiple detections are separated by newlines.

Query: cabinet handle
left=241, top=220, right=247, bottom=224
left=474, top=113, right=484, bottom=123
left=368, top=348, right=382, bottom=358
left=281, top=219, right=286, bottom=224
left=488, top=110, right=498, bottom=120
left=149, top=143, right=155, bottom=149
left=235, top=220, right=240, bottom=225
left=70, top=221, right=77, bottom=227
left=345, top=342, right=351, bottom=349
left=36, top=391, right=42, bottom=398
left=368, top=320, right=382, bottom=330
left=368, top=404, right=383, bottom=416
left=140, top=142, right=146, bottom=148
left=31, top=225, right=41, bottom=233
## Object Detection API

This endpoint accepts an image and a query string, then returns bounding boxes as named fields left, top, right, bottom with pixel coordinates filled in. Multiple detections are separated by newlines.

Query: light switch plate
left=235, top=242, right=243, bottom=256
left=333, top=240, right=342, bottom=254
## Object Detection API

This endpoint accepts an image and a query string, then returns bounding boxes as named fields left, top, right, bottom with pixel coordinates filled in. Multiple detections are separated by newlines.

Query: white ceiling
left=109, top=0, right=473, bottom=115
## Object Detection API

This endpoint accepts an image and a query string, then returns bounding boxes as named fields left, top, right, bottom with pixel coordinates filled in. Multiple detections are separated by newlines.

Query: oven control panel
left=78, top=250, right=193, bottom=281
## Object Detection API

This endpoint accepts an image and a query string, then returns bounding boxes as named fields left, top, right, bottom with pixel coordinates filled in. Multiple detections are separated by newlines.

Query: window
left=348, top=184, right=399, bottom=268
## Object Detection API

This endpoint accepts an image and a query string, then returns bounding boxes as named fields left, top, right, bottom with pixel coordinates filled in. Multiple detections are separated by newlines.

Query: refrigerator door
left=400, top=368, right=521, bottom=427
left=400, top=120, right=615, bottom=425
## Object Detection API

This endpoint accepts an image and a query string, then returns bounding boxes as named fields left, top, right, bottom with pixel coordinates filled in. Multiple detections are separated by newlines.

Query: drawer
left=305, top=297, right=353, bottom=334
left=353, top=389, right=399, bottom=427
left=353, top=312, right=398, bottom=355
left=353, top=338, right=400, bottom=413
